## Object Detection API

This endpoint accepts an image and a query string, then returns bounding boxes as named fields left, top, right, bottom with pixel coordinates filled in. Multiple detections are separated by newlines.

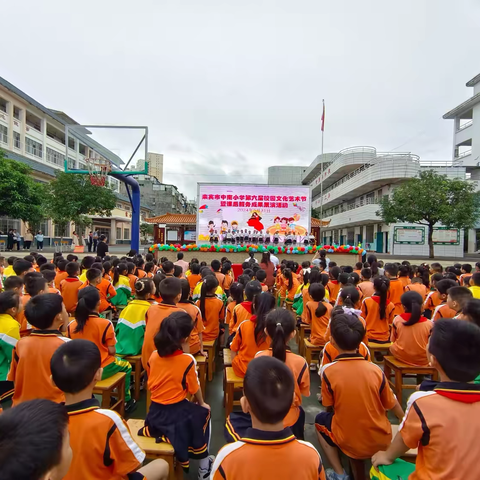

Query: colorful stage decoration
left=149, top=243, right=365, bottom=255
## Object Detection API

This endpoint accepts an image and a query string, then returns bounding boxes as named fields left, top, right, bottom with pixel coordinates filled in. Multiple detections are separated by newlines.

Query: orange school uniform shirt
left=321, top=341, right=371, bottom=367
left=55, top=270, right=68, bottom=289
left=326, top=280, right=341, bottom=304
left=142, top=303, right=185, bottom=368
left=97, top=278, right=117, bottom=312
left=423, top=290, right=442, bottom=312
left=300, top=285, right=313, bottom=322
left=405, top=282, right=428, bottom=300
left=65, top=398, right=145, bottom=480
left=67, top=315, right=116, bottom=368
left=214, top=271, right=226, bottom=290
left=390, top=314, right=433, bottom=366
left=128, top=273, right=138, bottom=292
left=277, top=273, right=287, bottom=298
left=136, top=269, right=147, bottom=279
left=286, top=277, right=300, bottom=302
left=60, top=276, right=83, bottom=314
left=398, top=276, right=411, bottom=288
left=48, top=286, right=61, bottom=295
left=230, top=317, right=271, bottom=377
left=318, top=355, right=396, bottom=459
left=361, top=296, right=395, bottom=342
left=16, top=294, right=31, bottom=333
left=212, top=427, right=325, bottom=480
left=256, top=349, right=309, bottom=428
left=226, top=301, right=238, bottom=330
left=147, top=350, right=199, bottom=404
left=8, top=330, right=69, bottom=405
left=387, top=278, right=405, bottom=315
left=178, top=301, right=205, bottom=355
left=399, top=384, right=480, bottom=480
left=432, top=303, right=457, bottom=322
left=187, top=274, right=201, bottom=295
left=230, top=302, right=253, bottom=332
left=358, top=281, right=374, bottom=299
left=196, top=297, right=224, bottom=342
left=304, top=301, right=333, bottom=346
left=223, top=274, right=233, bottom=292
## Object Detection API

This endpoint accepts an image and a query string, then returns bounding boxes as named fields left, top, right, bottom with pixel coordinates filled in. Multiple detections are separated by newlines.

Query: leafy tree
left=311, top=207, right=321, bottom=219
left=47, top=171, right=116, bottom=245
left=140, top=223, right=154, bottom=243
left=378, top=170, right=480, bottom=258
left=0, top=149, right=47, bottom=231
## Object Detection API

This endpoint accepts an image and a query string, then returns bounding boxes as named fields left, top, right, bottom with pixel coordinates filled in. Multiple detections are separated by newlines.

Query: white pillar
left=110, top=219, right=117, bottom=244
left=7, top=100, right=13, bottom=150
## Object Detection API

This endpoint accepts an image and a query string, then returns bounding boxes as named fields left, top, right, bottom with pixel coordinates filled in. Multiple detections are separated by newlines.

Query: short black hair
left=448, top=286, right=472, bottom=306
left=431, top=262, right=443, bottom=272
left=66, top=254, right=78, bottom=262
left=40, top=263, right=55, bottom=272
left=329, top=266, right=341, bottom=280
left=330, top=313, right=365, bottom=351
left=162, top=261, right=174, bottom=274
left=0, top=399, right=69, bottom=480
left=0, top=290, right=20, bottom=314
left=36, top=256, right=48, bottom=267
left=24, top=272, right=47, bottom=297
left=81, top=256, right=96, bottom=270
left=245, top=280, right=262, bottom=301
left=384, top=263, right=399, bottom=277
left=51, top=339, right=101, bottom=393
left=13, top=259, right=32, bottom=276
left=42, top=269, right=57, bottom=283
left=462, top=299, right=480, bottom=327
left=57, top=259, right=68, bottom=272
left=429, top=319, right=480, bottom=382
left=471, top=272, right=480, bottom=287
left=211, top=259, right=221, bottom=272
left=173, top=264, right=183, bottom=278
left=86, top=268, right=102, bottom=283
left=4, top=276, right=24, bottom=291
left=66, top=262, right=80, bottom=276
left=24, top=255, right=35, bottom=263
left=177, top=252, right=184, bottom=260
left=244, top=356, right=294, bottom=424
left=191, top=263, right=200, bottom=275
left=255, top=269, right=266, bottom=282
left=435, top=279, right=457, bottom=295
left=25, top=294, right=64, bottom=330
left=159, top=277, right=182, bottom=302
left=462, top=264, right=473, bottom=274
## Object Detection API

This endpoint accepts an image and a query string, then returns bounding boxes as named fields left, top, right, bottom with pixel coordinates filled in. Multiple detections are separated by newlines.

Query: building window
left=25, top=112, right=42, bottom=132
left=0, top=98, right=7, bottom=113
left=0, top=125, right=7, bottom=145
left=46, top=147, right=64, bottom=166
left=54, top=223, right=70, bottom=237
left=124, top=228, right=130, bottom=240
left=25, top=137, right=43, bottom=158
left=13, top=106, right=21, bottom=120
left=13, top=132, right=21, bottom=149
left=68, top=137, right=75, bottom=150
left=67, top=157, right=76, bottom=169
left=0, top=216, right=21, bottom=233
left=116, top=227, right=122, bottom=239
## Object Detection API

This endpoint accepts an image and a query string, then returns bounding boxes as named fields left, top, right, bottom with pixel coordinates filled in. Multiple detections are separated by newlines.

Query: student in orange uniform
left=196, top=274, right=224, bottom=344
left=54, top=259, right=69, bottom=289
left=327, top=266, right=341, bottom=305
left=315, top=314, right=404, bottom=480
left=397, top=265, right=412, bottom=289
left=90, top=262, right=117, bottom=312
left=254, top=269, right=269, bottom=292
left=138, top=312, right=214, bottom=479
left=211, top=259, right=225, bottom=290
left=404, top=276, right=428, bottom=300
left=361, top=276, right=395, bottom=343
left=229, top=281, right=260, bottom=340
left=431, top=279, right=458, bottom=321
left=135, top=258, right=147, bottom=279
left=460, top=263, right=473, bottom=286
left=3, top=275, right=24, bottom=294
left=213, top=356, right=325, bottom=480
left=446, top=285, right=473, bottom=319
left=231, top=289, right=274, bottom=377
left=12, top=259, right=34, bottom=278
left=300, top=269, right=322, bottom=322
left=144, top=261, right=155, bottom=279
left=372, top=319, right=480, bottom=479
left=187, top=262, right=202, bottom=295
left=51, top=340, right=168, bottom=480
left=389, top=291, right=433, bottom=366
left=142, top=277, right=183, bottom=368
left=17, top=272, right=48, bottom=334
left=60, top=262, right=83, bottom=315
left=353, top=261, right=363, bottom=276
left=357, top=267, right=375, bottom=298
left=226, top=282, right=244, bottom=337
left=127, top=261, right=138, bottom=292
left=67, top=287, right=134, bottom=411
left=423, top=272, right=443, bottom=318
left=284, top=268, right=300, bottom=310
left=0, top=399, right=73, bottom=480
left=305, top=284, right=332, bottom=347
left=221, top=261, right=234, bottom=295
left=42, top=269, right=61, bottom=295
left=178, top=279, right=205, bottom=356
left=8, top=294, right=70, bottom=405
left=384, top=263, right=405, bottom=315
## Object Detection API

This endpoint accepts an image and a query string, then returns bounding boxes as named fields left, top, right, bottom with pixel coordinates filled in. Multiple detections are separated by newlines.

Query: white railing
left=457, top=120, right=473, bottom=132
left=455, top=149, right=472, bottom=159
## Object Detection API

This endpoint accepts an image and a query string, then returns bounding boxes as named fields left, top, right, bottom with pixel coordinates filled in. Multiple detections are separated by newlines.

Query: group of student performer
left=0, top=249, right=479, bottom=480
left=209, top=229, right=317, bottom=246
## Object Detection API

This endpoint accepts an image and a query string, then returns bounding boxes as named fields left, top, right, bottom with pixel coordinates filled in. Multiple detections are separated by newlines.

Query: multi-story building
left=141, top=152, right=164, bottom=181
left=0, top=76, right=151, bottom=246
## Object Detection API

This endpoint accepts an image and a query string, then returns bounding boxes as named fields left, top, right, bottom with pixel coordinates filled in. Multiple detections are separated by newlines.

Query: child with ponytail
left=139, top=312, right=214, bottom=479
left=226, top=308, right=310, bottom=442
left=230, top=288, right=274, bottom=377
left=283, top=268, right=300, bottom=310
left=305, top=283, right=332, bottom=347
left=111, top=262, right=133, bottom=306
left=361, top=276, right=395, bottom=343
left=226, top=282, right=244, bottom=335
left=115, top=278, right=156, bottom=356
left=196, top=274, right=224, bottom=343
left=67, top=286, right=134, bottom=410
left=389, top=291, right=433, bottom=366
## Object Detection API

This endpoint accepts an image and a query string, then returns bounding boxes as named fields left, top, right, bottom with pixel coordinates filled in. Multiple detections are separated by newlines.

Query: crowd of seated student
left=1, top=252, right=480, bottom=480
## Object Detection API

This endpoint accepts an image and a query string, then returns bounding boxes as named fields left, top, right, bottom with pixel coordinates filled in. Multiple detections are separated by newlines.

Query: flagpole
left=319, top=99, right=325, bottom=246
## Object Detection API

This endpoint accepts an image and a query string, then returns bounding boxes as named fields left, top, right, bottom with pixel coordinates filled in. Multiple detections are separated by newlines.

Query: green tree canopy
left=377, top=170, right=480, bottom=258
left=140, top=223, right=154, bottom=243
left=46, top=171, right=116, bottom=243
left=0, top=149, right=47, bottom=229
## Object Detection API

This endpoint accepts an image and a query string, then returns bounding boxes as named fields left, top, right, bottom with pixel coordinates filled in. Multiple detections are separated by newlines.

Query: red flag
left=321, top=100, right=325, bottom=132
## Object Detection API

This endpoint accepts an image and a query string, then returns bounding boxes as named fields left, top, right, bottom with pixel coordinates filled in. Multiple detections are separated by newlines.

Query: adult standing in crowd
left=174, top=252, right=189, bottom=274
left=312, top=249, right=330, bottom=271
left=259, top=252, right=275, bottom=289
left=72, top=231, right=79, bottom=249
left=96, top=234, right=109, bottom=259
left=268, top=249, right=279, bottom=268
left=35, top=230, right=44, bottom=251
left=93, top=230, right=99, bottom=252
left=13, top=230, right=21, bottom=251
left=6, top=229, right=14, bottom=251
left=87, top=231, right=93, bottom=252
left=23, top=230, right=33, bottom=250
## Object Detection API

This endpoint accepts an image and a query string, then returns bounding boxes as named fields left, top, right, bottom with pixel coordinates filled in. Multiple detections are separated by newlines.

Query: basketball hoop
left=85, top=158, right=112, bottom=187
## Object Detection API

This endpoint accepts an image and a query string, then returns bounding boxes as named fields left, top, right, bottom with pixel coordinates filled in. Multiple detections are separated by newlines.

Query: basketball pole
left=319, top=99, right=325, bottom=246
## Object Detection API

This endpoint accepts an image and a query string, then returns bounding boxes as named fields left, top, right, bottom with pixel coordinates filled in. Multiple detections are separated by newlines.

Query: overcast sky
left=2, top=0, right=480, bottom=198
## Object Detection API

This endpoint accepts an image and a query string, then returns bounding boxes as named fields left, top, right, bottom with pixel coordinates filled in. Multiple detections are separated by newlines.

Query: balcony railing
left=457, top=120, right=473, bottom=132
left=455, top=149, right=472, bottom=159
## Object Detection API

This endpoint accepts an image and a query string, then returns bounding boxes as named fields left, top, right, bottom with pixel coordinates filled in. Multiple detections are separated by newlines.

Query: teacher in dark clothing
left=96, top=235, right=109, bottom=259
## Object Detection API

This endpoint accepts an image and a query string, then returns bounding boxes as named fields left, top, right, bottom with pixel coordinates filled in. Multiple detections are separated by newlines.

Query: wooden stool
left=391, top=424, right=418, bottom=463
left=304, top=339, right=323, bottom=366
left=298, top=324, right=310, bottom=357
left=223, top=348, right=232, bottom=366
left=203, top=340, right=216, bottom=381
left=225, top=367, right=244, bottom=417
left=383, top=356, right=438, bottom=405
left=124, top=355, right=145, bottom=401
left=194, top=354, right=207, bottom=398
left=368, top=342, right=392, bottom=364
left=127, top=419, right=183, bottom=480
left=93, top=372, right=126, bottom=416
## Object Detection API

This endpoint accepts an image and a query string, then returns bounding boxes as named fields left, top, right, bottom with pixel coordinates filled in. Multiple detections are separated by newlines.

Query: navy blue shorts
left=315, top=411, right=337, bottom=447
